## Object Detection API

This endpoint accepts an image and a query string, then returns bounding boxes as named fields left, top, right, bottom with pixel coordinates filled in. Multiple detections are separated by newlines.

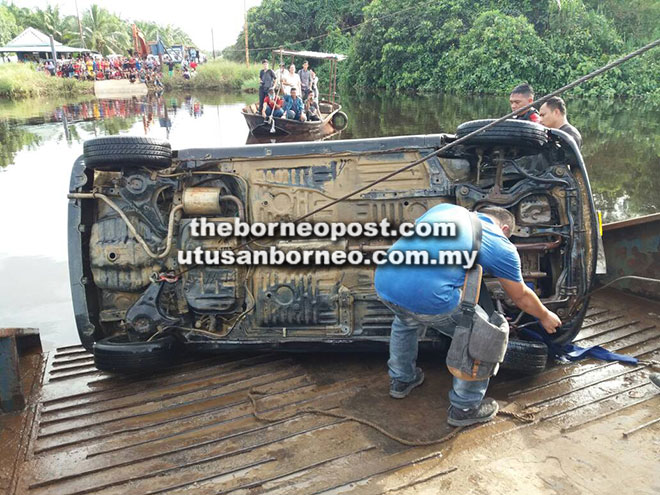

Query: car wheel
left=93, top=333, right=180, bottom=373
left=83, top=136, right=172, bottom=171
left=500, top=338, right=548, bottom=374
left=456, top=119, right=548, bottom=152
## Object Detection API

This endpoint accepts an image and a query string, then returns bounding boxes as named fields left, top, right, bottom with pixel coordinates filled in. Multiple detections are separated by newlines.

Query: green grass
left=0, top=63, right=94, bottom=99
left=162, top=59, right=259, bottom=92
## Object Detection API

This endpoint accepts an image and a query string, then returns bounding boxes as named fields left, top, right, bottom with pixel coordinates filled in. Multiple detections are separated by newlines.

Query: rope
left=248, top=387, right=537, bottom=447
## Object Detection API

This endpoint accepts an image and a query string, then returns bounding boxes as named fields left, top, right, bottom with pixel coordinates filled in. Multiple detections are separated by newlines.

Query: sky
left=12, top=0, right=264, bottom=52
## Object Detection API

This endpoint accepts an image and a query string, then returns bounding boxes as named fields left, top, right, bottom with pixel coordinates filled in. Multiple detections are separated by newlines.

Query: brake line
left=68, top=192, right=184, bottom=259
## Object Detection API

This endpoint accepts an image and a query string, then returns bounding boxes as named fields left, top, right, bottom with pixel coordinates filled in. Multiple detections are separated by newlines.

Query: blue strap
left=520, top=327, right=638, bottom=365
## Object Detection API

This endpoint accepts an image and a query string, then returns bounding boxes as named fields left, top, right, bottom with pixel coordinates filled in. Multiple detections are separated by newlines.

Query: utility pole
left=244, top=0, right=249, bottom=66
left=211, top=28, right=215, bottom=59
left=74, top=0, right=85, bottom=49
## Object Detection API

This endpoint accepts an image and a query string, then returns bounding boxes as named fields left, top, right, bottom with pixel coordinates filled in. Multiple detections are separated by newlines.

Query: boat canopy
left=272, top=49, right=347, bottom=61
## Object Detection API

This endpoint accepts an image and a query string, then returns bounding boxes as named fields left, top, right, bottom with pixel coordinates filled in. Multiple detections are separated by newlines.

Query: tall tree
left=30, top=5, right=76, bottom=44
left=82, top=4, right=130, bottom=55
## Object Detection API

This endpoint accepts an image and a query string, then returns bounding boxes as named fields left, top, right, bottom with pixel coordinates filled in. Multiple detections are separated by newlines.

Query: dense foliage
left=226, top=0, right=659, bottom=98
left=0, top=2, right=193, bottom=55
left=162, top=59, right=259, bottom=92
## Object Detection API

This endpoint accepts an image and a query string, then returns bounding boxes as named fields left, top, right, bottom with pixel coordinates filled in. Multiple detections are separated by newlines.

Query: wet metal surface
left=4, top=288, right=659, bottom=494
left=601, top=212, right=660, bottom=300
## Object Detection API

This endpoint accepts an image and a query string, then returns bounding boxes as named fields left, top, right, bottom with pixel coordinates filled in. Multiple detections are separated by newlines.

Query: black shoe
left=389, top=367, right=425, bottom=399
left=447, top=397, right=499, bottom=426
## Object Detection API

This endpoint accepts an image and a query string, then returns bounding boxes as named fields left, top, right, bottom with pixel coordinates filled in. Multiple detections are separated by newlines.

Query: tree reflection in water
left=0, top=92, right=656, bottom=221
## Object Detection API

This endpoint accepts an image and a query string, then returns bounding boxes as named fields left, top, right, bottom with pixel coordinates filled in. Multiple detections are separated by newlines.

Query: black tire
left=93, top=333, right=180, bottom=373
left=83, top=136, right=172, bottom=171
left=332, top=111, right=348, bottom=131
left=500, top=338, right=548, bottom=374
left=456, top=119, right=548, bottom=152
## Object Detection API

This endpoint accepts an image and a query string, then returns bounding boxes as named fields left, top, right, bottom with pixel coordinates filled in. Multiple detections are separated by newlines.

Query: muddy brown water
left=0, top=91, right=657, bottom=348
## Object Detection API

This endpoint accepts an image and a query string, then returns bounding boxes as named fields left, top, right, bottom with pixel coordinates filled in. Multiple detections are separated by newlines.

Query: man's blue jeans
left=383, top=299, right=490, bottom=409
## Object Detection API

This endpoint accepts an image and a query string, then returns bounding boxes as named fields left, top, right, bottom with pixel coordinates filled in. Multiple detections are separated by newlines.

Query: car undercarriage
left=68, top=120, right=598, bottom=372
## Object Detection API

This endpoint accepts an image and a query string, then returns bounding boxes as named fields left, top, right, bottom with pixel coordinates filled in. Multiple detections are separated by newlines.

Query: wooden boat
left=242, top=49, right=348, bottom=138
left=241, top=99, right=345, bottom=137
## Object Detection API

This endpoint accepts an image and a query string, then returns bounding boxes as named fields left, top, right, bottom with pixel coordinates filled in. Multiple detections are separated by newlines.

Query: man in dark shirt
left=258, top=59, right=276, bottom=113
left=539, top=96, right=583, bottom=148
left=509, top=83, right=540, bottom=123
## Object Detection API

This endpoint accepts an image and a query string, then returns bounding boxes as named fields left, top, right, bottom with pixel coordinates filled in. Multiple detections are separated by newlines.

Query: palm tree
left=82, top=5, right=129, bottom=55
left=30, top=5, right=77, bottom=45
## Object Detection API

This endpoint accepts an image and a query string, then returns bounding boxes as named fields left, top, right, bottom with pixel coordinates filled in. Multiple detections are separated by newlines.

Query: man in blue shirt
left=283, top=88, right=306, bottom=122
left=374, top=204, right=561, bottom=426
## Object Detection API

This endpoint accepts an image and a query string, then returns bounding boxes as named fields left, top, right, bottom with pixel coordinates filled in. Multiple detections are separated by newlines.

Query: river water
left=0, top=91, right=657, bottom=349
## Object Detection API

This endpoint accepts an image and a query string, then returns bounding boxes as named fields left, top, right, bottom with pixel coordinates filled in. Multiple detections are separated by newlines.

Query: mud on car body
left=68, top=120, right=599, bottom=374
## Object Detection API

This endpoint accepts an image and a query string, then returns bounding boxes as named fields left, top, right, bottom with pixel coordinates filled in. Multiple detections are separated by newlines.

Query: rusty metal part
left=182, top=187, right=223, bottom=215
left=601, top=213, right=660, bottom=300
left=514, top=235, right=562, bottom=251
left=68, top=192, right=183, bottom=259
left=7, top=291, right=659, bottom=494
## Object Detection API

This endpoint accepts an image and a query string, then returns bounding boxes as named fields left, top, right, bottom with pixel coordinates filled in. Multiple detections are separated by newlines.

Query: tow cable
left=165, top=37, right=659, bottom=283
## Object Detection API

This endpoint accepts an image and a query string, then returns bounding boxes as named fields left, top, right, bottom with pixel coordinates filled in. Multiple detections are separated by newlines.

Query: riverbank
left=162, top=59, right=259, bottom=93
left=0, top=63, right=93, bottom=99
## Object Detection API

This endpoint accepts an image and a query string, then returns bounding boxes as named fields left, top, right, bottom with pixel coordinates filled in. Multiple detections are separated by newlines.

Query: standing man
left=539, top=96, right=583, bottom=148
left=258, top=59, right=276, bottom=113
left=374, top=204, right=561, bottom=426
left=299, top=60, right=311, bottom=101
left=509, top=83, right=541, bottom=122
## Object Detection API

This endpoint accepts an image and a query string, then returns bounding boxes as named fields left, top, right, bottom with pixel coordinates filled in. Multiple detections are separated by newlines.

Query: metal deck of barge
left=2, top=286, right=659, bottom=495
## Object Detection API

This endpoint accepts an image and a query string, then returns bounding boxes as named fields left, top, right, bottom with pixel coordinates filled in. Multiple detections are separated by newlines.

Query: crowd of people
left=38, top=55, right=167, bottom=86
left=37, top=54, right=203, bottom=86
left=258, top=59, right=321, bottom=122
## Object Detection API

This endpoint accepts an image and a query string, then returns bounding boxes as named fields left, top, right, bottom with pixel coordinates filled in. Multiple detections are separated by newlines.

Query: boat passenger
left=509, top=83, right=540, bottom=122
left=282, top=64, right=301, bottom=96
left=262, top=88, right=284, bottom=118
left=275, top=63, right=287, bottom=92
left=305, top=92, right=321, bottom=121
left=299, top=60, right=311, bottom=100
left=310, top=69, right=319, bottom=100
left=539, top=96, right=582, bottom=148
left=283, top=88, right=306, bottom=121
left=258, top=59, right=276, bottom=113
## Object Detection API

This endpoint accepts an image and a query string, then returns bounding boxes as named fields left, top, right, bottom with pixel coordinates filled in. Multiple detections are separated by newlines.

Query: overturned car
left=68, top=120, right=598, bottom=374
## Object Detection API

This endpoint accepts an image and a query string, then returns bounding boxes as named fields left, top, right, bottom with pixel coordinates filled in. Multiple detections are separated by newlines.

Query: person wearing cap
left=258, top=59, right=276, bottom=113
left=262, top=87, right=284, bottom=118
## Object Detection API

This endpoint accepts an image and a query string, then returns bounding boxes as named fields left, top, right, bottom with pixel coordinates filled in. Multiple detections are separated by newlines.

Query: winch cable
left=166, top=38, right=659, bottom=282
left=289, top=39, right=659, bottom=224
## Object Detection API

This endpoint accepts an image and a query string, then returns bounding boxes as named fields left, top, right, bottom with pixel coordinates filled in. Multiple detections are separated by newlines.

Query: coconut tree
left=82, top=4, right=130, bottom=55
left=30, top=5, right=77, bottom=45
